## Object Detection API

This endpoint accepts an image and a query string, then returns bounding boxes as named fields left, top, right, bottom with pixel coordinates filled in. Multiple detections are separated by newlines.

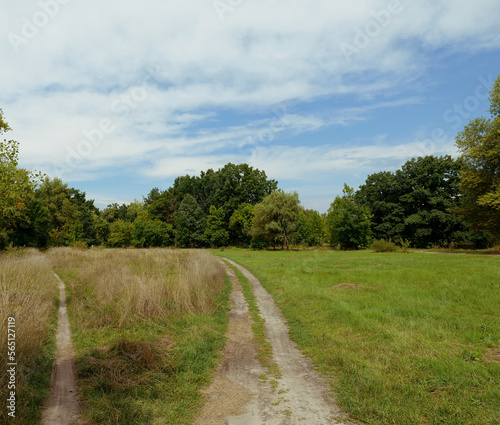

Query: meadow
left=0, top=248, right=230, bottom=425
left=216, top=249, right=500, bottom=425
left=46, top=247, right=230, bottom=425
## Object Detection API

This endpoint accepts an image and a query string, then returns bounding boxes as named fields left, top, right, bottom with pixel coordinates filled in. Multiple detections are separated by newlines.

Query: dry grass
left=0, top=249, right=58, bottom=424
left=46, top=247, right=226, bottom=327
left=45, top=247, right=229, bottom=424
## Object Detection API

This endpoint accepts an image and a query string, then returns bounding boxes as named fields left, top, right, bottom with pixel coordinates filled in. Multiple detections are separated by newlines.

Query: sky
left=1, top=0, right=499, bottom=213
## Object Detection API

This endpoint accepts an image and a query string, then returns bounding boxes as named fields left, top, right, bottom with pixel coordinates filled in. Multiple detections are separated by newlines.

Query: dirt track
left=41, top=273, right=79, bottom=425
left=194, top=259, right=355, bottom=425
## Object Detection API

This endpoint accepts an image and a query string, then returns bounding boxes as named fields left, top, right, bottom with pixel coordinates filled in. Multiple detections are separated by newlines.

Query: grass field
left=216, top=249, right=500, bottom=425
left=47, top=247, right=230, bottom=425
left=0, top=250, right=58, bottom=425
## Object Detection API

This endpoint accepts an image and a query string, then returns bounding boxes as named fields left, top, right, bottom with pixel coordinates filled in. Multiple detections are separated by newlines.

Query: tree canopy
left=455, top=74, right=500, bottom=241
left=328, top=184, right=372, bottom=249
left=251, top=191, right=301, bottom=250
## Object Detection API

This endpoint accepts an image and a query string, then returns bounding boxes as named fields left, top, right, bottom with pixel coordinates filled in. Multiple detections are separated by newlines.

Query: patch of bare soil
left=484, top=348, right=500, bottom=363
left=41, top=273, right=79, bottom=425
left=218, top=258, right=356, bottom=425
left=193, top=265, right=263, bottom=424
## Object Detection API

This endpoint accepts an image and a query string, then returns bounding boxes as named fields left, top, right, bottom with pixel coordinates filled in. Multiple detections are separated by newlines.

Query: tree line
left=1, top=75, right=499, bottom=250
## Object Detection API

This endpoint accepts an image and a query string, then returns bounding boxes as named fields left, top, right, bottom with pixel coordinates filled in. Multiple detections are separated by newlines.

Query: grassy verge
left=223, top=260, right=281, bottom=381
left=217, top=249, right=500, bottom=425
left=0, top=249, right=58, bottom=425
left=46, top=247, right=230, bottom=425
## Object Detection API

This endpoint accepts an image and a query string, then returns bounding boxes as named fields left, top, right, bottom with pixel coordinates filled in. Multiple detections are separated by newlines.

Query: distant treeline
left=0, top=158, right=494, bottom=250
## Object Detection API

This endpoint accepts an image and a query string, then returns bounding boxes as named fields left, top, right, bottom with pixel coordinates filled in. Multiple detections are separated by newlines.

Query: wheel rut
left=195, top=258, right=356, bottom=425
left=41, top=273, right=79, bottom=425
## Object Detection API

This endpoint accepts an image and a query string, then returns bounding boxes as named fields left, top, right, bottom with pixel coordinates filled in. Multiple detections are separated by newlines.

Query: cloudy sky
left=1, top=0, right=499, bottom=212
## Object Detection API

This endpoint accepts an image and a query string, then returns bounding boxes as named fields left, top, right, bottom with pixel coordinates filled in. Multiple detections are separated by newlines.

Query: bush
left=371, top=239, right=398, bottom=252
left=69, top=240, right=88, bottom=250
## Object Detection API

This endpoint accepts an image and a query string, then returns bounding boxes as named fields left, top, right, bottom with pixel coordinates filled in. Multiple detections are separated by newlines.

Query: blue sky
left=1, top=0, right=499, bottom=212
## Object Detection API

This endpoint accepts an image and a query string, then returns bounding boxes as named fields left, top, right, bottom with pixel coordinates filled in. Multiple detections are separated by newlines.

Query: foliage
left=0, top=139, right=43, bottom=247
left=328, top=184, right=373, bottom=249
left=356, top=156, right=485, bottom=248
left=228, top=203, right=255, bottom=247
left=294, top=212, right=312, bottom=246
left=251, top=191, right=301, bottom=250
left=107, top=219, right=134, bottom=247
left=294, top=209, right=326, bottom=246
left=176, top=194, right=206, bottom=248
left=455, top=74, right=500, bottom=241
left=36, top=177, right=98, bottom=246
left=205, top=205, right=229, bottom=248
left=132, top=219, right=174, bottom=248
left=370, top=239, right=399, bottom=252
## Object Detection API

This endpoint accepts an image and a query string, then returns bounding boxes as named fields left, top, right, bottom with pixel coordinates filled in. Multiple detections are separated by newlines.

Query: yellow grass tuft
left=46, top=248, right=226, bottom=327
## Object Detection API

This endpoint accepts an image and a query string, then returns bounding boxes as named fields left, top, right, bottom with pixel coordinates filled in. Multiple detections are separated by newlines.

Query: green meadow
left=216, top=249, right=500, bottom=425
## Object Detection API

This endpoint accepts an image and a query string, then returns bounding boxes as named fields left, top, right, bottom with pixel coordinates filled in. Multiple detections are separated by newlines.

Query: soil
left=41, top=273, right=79, bottom=425
left=193, top=259, right=356, bottom=424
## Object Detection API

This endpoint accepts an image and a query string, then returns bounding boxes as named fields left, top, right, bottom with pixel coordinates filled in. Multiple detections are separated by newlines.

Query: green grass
left=216, top=249, right=500, bottom=425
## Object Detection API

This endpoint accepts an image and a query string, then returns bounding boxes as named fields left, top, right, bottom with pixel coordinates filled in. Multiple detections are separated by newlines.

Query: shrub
left=371, top=239, right=398, bottom=252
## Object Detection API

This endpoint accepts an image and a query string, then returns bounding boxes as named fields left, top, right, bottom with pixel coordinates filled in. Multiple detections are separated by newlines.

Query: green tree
left=308, top=210, right=326, bottom=246
left=107, top=219, right=134, bottom=247
left=0, top=108, right=11, bottom=134
left=176, top=194, right=207, bottom=248
left=294, top=211, right=312, bottom=246
left=205, top=205, right=229, bottom=248
left=10, top=198, right=51, bottom=247
left=455, top=74, right=500, bottom=241
left=132, top=219, right=174, bottom=247
left=356, top=156, right=483, bottom=248
left=145, top=190, right=177, bottom=224
left=0, top=139, right=42, bottom=247
left=228, top=203, right=255, bottom=247
left=328, top=184, right=372, bottom=249
left=251, top=191, right=301, bottom=250
left=94, top=216, right=110, bottom=245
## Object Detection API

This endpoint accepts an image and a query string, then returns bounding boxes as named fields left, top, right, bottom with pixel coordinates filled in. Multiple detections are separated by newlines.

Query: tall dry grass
left=46, top=248, right=226, bottom=327
left=0, top=249, right=58, bottom=424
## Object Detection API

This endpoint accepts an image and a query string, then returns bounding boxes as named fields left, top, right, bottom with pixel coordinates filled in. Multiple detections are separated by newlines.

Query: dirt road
left=195, top=259, right=355, bottom=425
left=41, top=273, right=79, bottom=425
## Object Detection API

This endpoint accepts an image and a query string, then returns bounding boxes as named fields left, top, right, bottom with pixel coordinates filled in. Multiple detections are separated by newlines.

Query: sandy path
left=41, top=273, right=79, bottom=425
left=195, top=259, right=355, bottom=425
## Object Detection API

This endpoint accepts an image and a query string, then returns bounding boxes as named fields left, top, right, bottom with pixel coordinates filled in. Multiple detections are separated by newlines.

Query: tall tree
left=205, top=205, right=229, bottom=248
left=356, top=156, right=483, bottom=247
left=328, top=184, right=372, bottom=249
left=0, top=136, right=42, bottom=247
left=176, top=194, right=207, bottom=248
left=455, top=74, right=500, bottom=241
left=228, top=203, right=255, bottom=247
left=251, top=191, right=300, bottom=250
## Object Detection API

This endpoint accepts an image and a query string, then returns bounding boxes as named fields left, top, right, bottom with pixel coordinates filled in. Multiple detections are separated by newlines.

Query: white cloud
left=0, top=0, right=498, bottom=208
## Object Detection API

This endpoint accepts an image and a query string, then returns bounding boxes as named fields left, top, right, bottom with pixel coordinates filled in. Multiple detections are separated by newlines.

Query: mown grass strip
left=219, top=249, right=500, bottom=425
left=222, top=259, right=281, bottom=381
